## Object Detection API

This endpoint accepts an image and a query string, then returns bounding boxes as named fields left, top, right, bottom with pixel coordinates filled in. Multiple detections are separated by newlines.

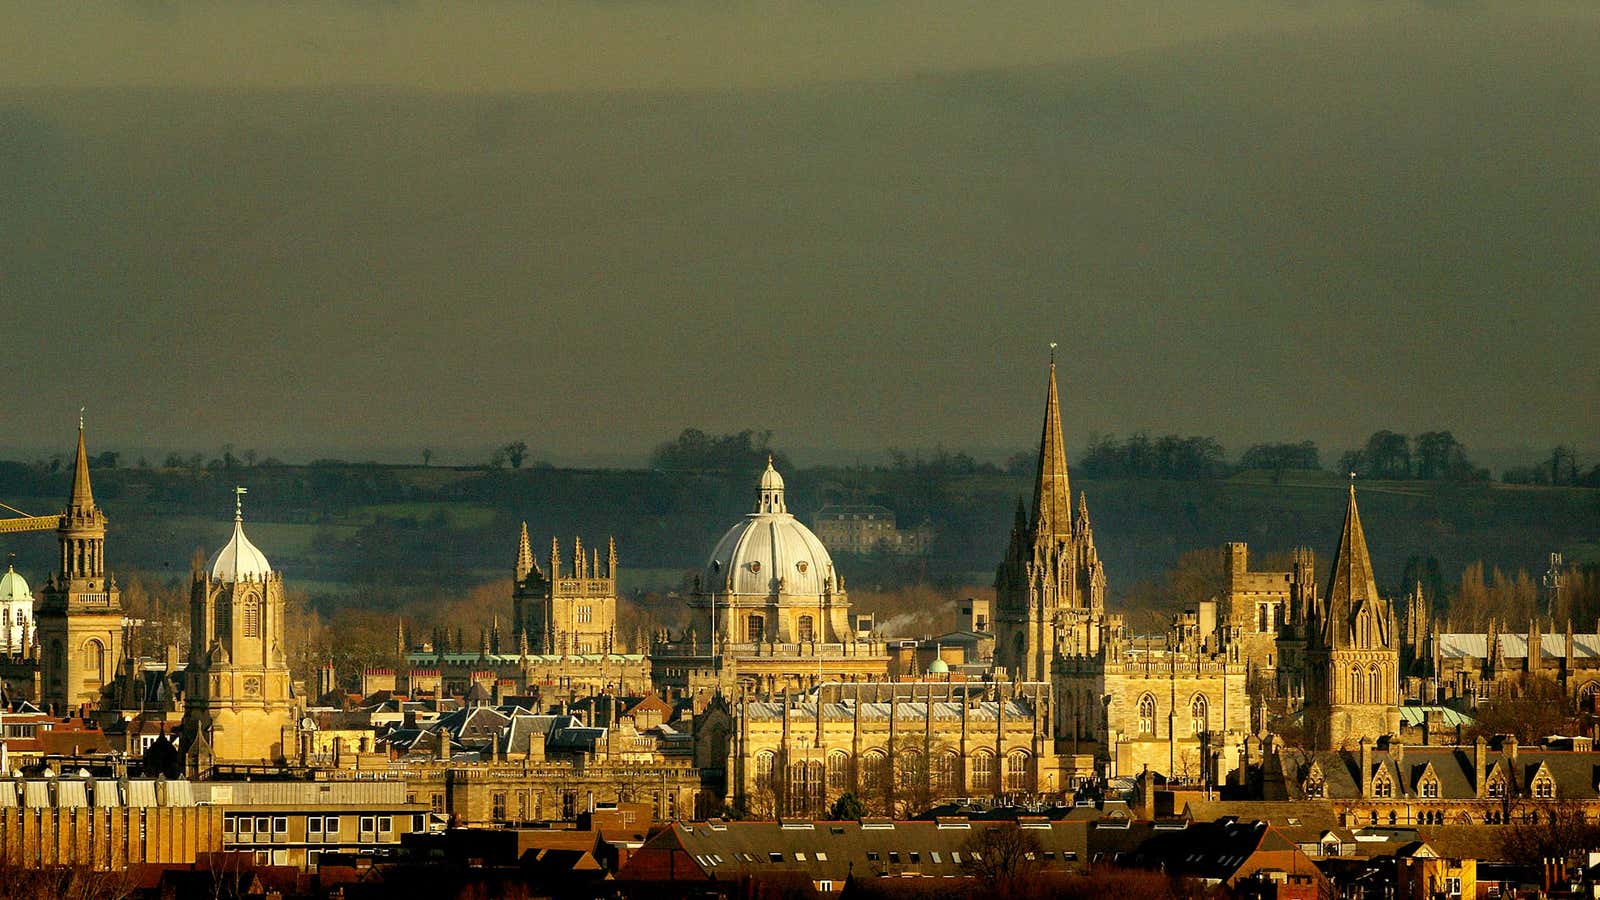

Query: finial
left=79, top=406, right=85, bottom=431
left=1049, top=341, right=1057, bottom=364
left=767, top=454, right=773, bottom=467
left=233, top=486, right=248, bottom=521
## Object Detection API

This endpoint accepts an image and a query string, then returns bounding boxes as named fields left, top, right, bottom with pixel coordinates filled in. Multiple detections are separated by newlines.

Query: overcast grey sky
left=3, top=2, right=1597, bottom=467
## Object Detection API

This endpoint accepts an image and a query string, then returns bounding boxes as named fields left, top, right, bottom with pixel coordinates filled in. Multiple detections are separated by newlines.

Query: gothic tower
left=513, top=525, right=620, bottom=656
left=35, top=423, right=123, bottom=712
left=1304, top=485, right=1401, bottom=749
left=994, top=359, right=1106, bottom=681
left=180, top=491, right=295, bottom=766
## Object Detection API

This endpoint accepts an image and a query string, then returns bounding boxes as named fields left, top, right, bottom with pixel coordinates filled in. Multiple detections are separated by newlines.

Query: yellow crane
left=0, top=501, right=62, bottom=535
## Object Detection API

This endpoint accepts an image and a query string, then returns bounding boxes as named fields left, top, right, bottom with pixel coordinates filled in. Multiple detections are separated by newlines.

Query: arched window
left=1579, top=681, right=1599, bottom=713
left=970, top=751, right=997, bottom=793
left=827, top=751, right=851, bottom=793
left=82, top=639, right=106, bottom=684
left=1259, top=605, right=1269, bottom=632
left=1368, top=664, right=1381, bottom=705
left=1137, top=693, right=1156, bottom=736
left=788, top=761, right=823, bottom=816
left=1190, top=694, right=1209, bottom=736
left=860, top=750, right=888, bottom=794
left=934, top=750, right=961, bottom=795
left=754, top=751, right=776, bottom=793
left=1358, top=612, right=1370, bottom=646
left=796, top=615, right=815, bottom=643
left=747, top=615, right=765, bottom=643
left=1005, top=750, right=1032, bottom=792
left=242, top=595, right=261, bottom=638
left=1351, top=665, right=1365, bottom=704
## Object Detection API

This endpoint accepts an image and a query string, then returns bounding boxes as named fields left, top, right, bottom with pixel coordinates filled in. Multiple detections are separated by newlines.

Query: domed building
left=654, top=461, right=888, bottom=697
left=179, top=490, right=298, bottom=769
left=0, top=563, right=32, bottom=657
left=698, top=459, right=852, bottom=646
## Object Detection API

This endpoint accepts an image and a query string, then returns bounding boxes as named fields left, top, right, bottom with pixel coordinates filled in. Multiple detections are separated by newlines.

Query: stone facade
left=34, top=425, right=123, bottom=713
left=179, top=497, right=297, bottom=767
left=700, top=683, right=1061, bottom=818
left=514, top=527, right=620, bottom=656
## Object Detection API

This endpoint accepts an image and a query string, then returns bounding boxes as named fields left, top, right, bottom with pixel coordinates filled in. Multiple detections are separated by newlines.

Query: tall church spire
left=1030, top=358, right=1072, bottom=543
left=1323, top=483, right=1382, bottom=639
left=515, top=522, right=535, bottom=581
left=68, top=417, right=95, bottom=514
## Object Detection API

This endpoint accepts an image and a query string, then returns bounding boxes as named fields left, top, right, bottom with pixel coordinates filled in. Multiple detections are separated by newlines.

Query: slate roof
left=741, top=699, right=1037, bottom=723
left=1437, top=633, right=1600, bottom=659
left=1282, top=745, right=1600, bottom=801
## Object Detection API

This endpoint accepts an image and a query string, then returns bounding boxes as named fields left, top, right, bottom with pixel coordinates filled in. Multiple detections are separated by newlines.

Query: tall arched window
left=1368, top=664, right=1381, bottom=705
left=970, top=751, right=996, bottom=793
left=754, top=751, right=776, bottom=793
left=827, top=751, right=851, bottom=793
left=1190, top=694, right=1209, bottom=736
left=1351, top=664, right=1365, bottom=703
left=796, top=615, right=815, bottom=643
left=1137, top=693, right=1157, bottom=736
left=747, top=615, right=765, bottom=643
left=83, top=638, right=106, bottom=684
left=242, top=595, right=261, bottom=638
left=934, top=750, right=960, bottom=795
left=860, top=750, right=888, bottom=794
left=1005, top=750, right=1032, bottom=792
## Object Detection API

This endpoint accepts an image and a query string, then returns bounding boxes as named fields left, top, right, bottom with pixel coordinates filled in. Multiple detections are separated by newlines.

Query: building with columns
left=34, top=424, right=123, bottom=713
left=0, top=562, right=33, bottom=658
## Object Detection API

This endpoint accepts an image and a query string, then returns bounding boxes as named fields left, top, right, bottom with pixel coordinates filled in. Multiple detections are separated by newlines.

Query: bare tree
left=959, top=824, right=1044, bottom=899
left=1500, top=793, right=1600, bottom=866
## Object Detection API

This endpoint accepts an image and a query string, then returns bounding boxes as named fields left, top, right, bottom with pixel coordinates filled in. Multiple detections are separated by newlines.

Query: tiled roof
left=1437, top=633, right=1600, bottom=659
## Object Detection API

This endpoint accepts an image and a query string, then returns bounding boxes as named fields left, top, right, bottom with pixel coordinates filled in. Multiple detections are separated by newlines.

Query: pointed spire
left=1323, top=483, right=1382, bottom=644
left=1030, top=356, right=1072, bottom=544
left=68, top=416, right=95, bottom=513
left=608, top=537, right=618, bottom=578
left=515, top=522, right=534, bottom=581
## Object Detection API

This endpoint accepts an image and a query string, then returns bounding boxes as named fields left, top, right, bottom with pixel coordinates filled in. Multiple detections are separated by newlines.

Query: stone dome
left=209, top=515, right=273, bottom=582
left=704, top=460, right=838, bottom=597
left=927, top=657, right=950, bottom=674
left=0, top=564, right=31, bottom=602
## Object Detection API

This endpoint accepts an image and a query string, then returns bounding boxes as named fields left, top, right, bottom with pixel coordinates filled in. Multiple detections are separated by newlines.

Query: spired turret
left=180, top=489, right=295, bottom=767
left=35, top=421, right=123, bottom=711
left=994, top=359, right=1107, bottom=681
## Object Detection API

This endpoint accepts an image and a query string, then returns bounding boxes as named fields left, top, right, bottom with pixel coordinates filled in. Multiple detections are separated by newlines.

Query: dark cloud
left=1, top=4, right=1596, bottom=466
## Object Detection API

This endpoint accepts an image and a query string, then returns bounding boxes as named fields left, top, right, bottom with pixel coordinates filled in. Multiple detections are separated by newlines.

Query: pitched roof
left=1322, top=485, right=1383, bottom=647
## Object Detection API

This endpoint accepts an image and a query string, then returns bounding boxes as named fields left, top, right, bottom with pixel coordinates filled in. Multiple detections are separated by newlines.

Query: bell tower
left=180, top=488, right=295, bottom=766
left=35, top=421, right=123, bottom=712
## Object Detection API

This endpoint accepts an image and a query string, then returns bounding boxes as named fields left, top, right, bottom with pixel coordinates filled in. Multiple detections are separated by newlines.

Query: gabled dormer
left=1529, top=761, right=1557, bottom=799
left=1303, top=760, right=1326, bottom=799
left=1484, top=760, right=1511, bottom=799
left=1415, top=762, right=1442, bottom=800
left=1370, top=762, right=1396, bottom=799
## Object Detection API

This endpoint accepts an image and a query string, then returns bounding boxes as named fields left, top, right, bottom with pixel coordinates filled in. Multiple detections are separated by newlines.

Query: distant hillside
left=1, top=461, right=1595, bottom=603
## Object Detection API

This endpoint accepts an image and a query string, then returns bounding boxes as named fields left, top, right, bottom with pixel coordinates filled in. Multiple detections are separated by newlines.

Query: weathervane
left=234, top=485, right=248, bottom=521
left=1049, top=341, right=1058, bottom=364
left=79, top=406, right=85, bottom=431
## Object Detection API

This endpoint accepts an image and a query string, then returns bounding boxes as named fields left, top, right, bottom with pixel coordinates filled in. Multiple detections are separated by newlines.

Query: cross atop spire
left=1030, top=356, right=1072, bottom=544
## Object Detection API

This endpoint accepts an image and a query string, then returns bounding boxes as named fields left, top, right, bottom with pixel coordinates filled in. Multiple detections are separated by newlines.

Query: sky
left=2, top=2, right=1598, bottom=469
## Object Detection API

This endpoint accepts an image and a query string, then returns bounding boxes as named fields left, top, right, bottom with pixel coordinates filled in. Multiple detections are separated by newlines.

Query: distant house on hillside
left=813, top=505, right=934, bottom=555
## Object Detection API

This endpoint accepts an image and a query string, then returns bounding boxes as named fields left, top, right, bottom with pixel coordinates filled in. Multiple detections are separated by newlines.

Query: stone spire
left=1322, top=483, right=1381, bottom=647
left=1029, top=359, right=1072, bottom=545
left=68, top=418, right=95, bottom=514
left=515, top=522, right=535, bottom=581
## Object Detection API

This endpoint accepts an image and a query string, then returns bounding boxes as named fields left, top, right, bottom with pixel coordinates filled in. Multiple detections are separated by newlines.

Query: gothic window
left=1487, top=774, right=1506, bottom=798
left=1358, top=612, right=1370, bottom=646
left=1137, top=693, right=1157, bottom=736
left=1420, top=776, right=1440, bottom=799
left=1259, top=605, right=1269, bottom=632
left=1579, top=681, right=1599, bottom=713
left=1372, top=773, right=1393, bottom=798
left=826, top=751, right=851, bottom=792
left=1005, top=750, right=1032, bottom=792
left=747, top=615, right=765, bottom=643
left=787, top=761, right=823, bottom=816
left=1305, top=778, right=1325, bottom=799
left=1533, top=775, right=1555, bottom=799
left=970, top=751, right=997, bottom=793
left=754, top=751, right=776, bottom=793
left=934, top=750, right=960, bottom=795
left=1368, top=664, right=1381, bottom=705
left=577, top=606, right=593, bottom=625
left=242, top=596, right=260, bottom=638
left=860, top=750, right=888, bottom=794
left=1190, top=694, right=1209, bottom=736
left=797, top=615, right=815, bottom=643
left=1351, top=665, right=1365, bottom=703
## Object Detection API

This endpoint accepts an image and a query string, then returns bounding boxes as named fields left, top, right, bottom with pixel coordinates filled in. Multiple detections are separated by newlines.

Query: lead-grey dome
left=704, top=460, right=837, bottom=597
